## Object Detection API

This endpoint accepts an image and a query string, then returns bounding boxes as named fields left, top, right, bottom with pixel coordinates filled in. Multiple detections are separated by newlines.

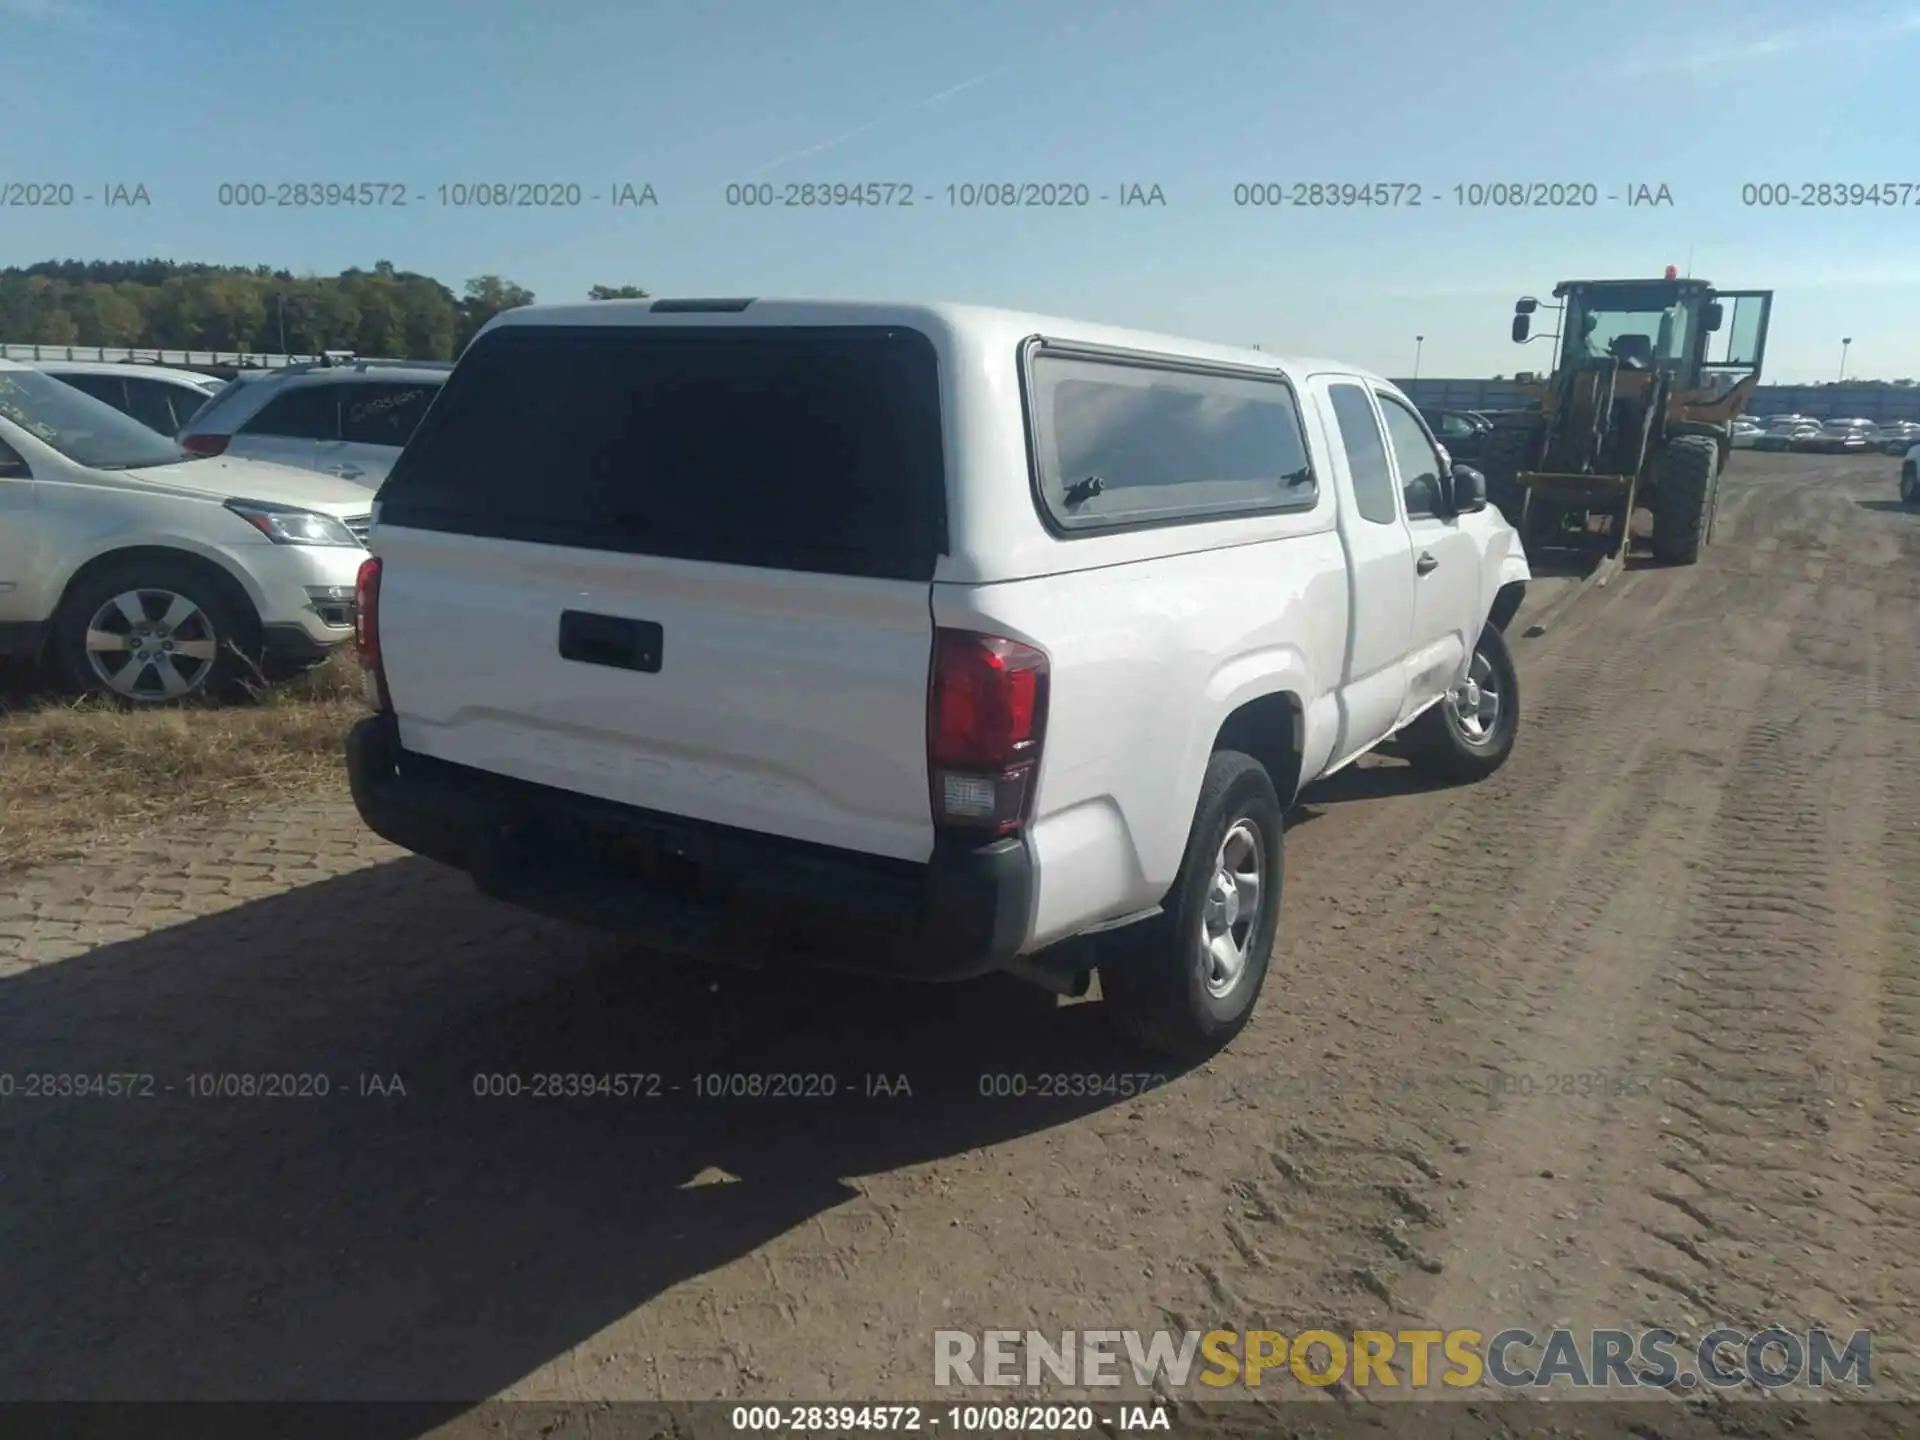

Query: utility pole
left=1840, top=337, right=1852, bottom=383
left=1413, top=335, right=1424, bottom=382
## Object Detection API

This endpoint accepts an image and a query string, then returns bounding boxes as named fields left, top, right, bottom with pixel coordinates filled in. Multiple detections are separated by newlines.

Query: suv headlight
left=225, top=498, right=361, bottom=547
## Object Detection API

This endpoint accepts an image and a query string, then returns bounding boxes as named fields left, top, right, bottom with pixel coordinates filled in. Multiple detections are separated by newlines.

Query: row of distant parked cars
left=1731, top=414, right=1920, bottom=455
left=32, top=354, right=449, bottom=482
left=1415, top=404, right=1920, bottom=463
left=0, top=355, right=448, bottom=701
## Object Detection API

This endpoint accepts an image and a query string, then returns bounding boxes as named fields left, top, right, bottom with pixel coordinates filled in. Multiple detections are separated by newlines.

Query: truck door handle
left=1416, top=552, right=1438, bottom=575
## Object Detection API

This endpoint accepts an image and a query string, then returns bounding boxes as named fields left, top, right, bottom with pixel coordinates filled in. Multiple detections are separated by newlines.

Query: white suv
left=345, top=299, right=1530, bottom=1056
left=26, top=361, right=221, bottom=435
left=179, top=359, right=450, bottom=489
left=0, top=361, right=374, bottom=700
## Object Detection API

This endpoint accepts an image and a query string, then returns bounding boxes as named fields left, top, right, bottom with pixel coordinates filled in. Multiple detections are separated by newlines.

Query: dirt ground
left=2, top=452, right=1917, bottom=1428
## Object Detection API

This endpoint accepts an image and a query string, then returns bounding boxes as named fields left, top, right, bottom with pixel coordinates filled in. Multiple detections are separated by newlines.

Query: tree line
left=0, top=260, right=651, bottom=359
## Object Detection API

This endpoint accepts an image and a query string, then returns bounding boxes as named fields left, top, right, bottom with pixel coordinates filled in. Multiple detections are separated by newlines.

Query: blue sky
left=4, top=0, right=1918, bottom=382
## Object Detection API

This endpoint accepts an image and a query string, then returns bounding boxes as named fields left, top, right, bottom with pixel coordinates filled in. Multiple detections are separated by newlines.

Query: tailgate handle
left=558, top=610, right=663, bottom=674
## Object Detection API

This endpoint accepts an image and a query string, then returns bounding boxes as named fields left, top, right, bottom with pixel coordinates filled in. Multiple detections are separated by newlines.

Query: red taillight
left=354, top=556, right=390, bottom=712
left=180, top=433, right=228, bottom=456
left=927, top=629, right=1049, bottom=837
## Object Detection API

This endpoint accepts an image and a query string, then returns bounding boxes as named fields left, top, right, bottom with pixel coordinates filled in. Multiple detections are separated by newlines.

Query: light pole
left=1414, top=335, right=1425, bottom=382
left=1839, top=337, right=1852, bottom=383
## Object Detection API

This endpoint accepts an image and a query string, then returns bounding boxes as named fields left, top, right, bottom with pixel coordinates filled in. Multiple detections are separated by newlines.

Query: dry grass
left=0, top=657, right=365, bottom=873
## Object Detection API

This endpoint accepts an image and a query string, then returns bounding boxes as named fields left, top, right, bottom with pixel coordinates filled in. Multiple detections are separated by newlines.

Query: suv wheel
left=1902, top=462, right=1917, bottom=506
left=51, top=557, right=254, bottom=704
left=1099, top=750, right=1282, bottom=1059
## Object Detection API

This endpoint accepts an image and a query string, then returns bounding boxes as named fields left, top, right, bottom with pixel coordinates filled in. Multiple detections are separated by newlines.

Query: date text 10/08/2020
left=728, top=1405, right=1170, bottom=1433
left=723, top=182, right=1168, bottom=208
left=210, top=182, right=660, bottom=208
left=1230, top=182, right=1674, bottom=208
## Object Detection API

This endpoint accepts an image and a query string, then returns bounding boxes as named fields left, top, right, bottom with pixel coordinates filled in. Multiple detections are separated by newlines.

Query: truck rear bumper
left=345, top=714, right=1032, bottom=982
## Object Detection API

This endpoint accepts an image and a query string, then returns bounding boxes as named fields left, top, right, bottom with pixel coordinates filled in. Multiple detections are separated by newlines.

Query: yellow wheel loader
left=1478, top=269, right=1773, bottom=576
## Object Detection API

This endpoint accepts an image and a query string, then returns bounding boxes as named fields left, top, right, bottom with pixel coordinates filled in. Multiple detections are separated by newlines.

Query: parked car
left=25, top=360, right=221, bottom=435
left=1418, top=407, right=1490, bottom=464
left=1902, top=443, right=1920, bottom=505
left=1757, top=421, right=1822, bottom=453
left=1875, top=420, right=1920, bottom=455
left=0, top=360, right=372, bottom=700
left=1797, top=419, right=1876, bottom=454
left=344, top=298, right=1531, bottom=1057
left=1730, top=420, right=1763, bottom=450
left=178, top=357, right=451, bottom=489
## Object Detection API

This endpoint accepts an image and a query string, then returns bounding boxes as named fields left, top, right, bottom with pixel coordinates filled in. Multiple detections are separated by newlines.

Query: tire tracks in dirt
left=1152, top=457, right=1920, bottom=1413
left=1396, top=462, right=1915, bottom=1403
left=1158, top=525, right=1767, bottom=1382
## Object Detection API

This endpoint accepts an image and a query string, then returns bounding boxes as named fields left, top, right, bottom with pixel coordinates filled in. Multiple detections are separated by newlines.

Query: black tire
left=1099, top=750, right=1282, bottom=1060
left=1478, top=417, right=1541, bottom=520
left=1669, top=419, right=1731, bottom=478
left=50, top=555, right=257, bottom=704
left=1648, top=434, right=1718, bottom=565
left=1902, top=462, right=1917, bottom=506
left=1401, top=622, right=1520, bottom=783
left=1522, top=491, right=1571, bottom=548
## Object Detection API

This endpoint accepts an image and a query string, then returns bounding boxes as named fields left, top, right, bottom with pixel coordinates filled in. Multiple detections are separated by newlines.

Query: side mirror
left=1511, top=314, right=1531, bottom=343
left=1703, top=302, right=1724, bottom=332
left=1515, top=298, right=1538, bottom=315
left=1451, top=463, right=1488, bottom=514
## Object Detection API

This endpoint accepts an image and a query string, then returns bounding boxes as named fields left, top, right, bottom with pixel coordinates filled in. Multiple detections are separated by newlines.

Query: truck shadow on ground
left=1854, top=499, right=1916, bottom=515
left=1295, top=749, right=1463, bottom=813
left=0, top=856, right=1193, bottom=1421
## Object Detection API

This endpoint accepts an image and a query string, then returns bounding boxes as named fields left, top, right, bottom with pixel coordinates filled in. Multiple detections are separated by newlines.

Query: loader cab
left=1557, top=279, right=1709, bottom=385
left=1511, top=277, right=1772, bottom=394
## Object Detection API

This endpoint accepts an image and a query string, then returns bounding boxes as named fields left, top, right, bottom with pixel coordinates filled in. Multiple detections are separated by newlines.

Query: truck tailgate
left=378, top=532, right=938, bottom=861
left=366, top=319, right=949, bottom=864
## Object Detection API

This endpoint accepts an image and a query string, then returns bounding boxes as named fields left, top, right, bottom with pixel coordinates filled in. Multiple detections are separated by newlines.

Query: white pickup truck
left=345, top=300, right=1530, bottom=1057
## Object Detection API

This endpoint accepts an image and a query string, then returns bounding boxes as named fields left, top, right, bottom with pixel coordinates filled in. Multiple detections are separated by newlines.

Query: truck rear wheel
left=1402, top=622, right=1520, bottom=783
left=1648, top=435, right=1719, bottom=565
left=1099, top=750, right=1281, bottom=1059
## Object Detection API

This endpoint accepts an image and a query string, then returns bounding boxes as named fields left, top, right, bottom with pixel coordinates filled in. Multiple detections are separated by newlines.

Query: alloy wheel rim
left=85, top=588, right=220, bottom=700
left=1445, top=649, right=1502, bottom=747
left=1201, top=819, right=1265, bottom=998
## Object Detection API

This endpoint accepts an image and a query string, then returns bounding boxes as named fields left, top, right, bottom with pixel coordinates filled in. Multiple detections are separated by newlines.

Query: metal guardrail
left=0, top=343, right=325, bottom=368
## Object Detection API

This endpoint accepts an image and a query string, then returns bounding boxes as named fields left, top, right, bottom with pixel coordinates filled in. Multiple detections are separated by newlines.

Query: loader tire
left=1649, top=435, right=1719, bottom=566
left=1478, top=418, right=1540, bottom=520
left=1668, top=419, right=1731, bottom=477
